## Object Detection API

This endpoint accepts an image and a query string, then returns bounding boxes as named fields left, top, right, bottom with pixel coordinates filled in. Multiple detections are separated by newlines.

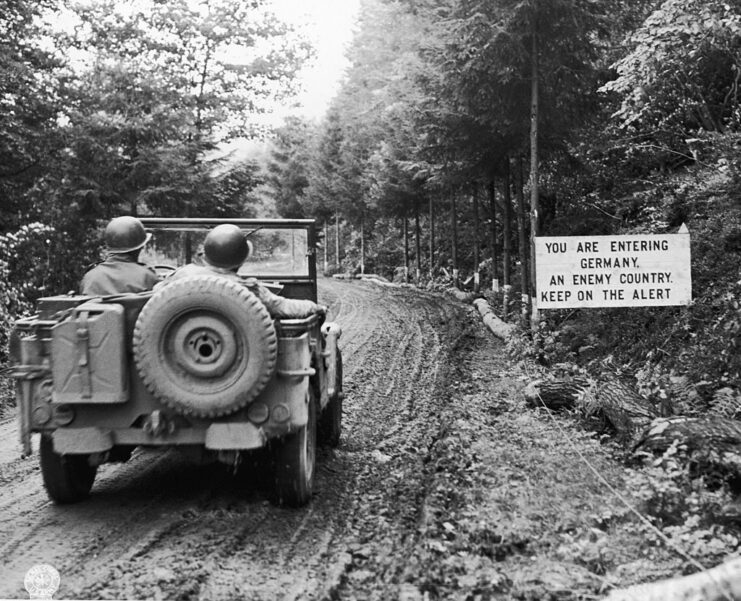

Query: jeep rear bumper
left=51, top=422, right=269, bottom=454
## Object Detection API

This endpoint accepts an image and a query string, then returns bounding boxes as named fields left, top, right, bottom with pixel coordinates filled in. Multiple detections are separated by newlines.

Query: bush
left=625, top=442, right=739, bottom=565
left=0, top=222, right=101, bottom=362
left=0, top=223, right=54, bottom=364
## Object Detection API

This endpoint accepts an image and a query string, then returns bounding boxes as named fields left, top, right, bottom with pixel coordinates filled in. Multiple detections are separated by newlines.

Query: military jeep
left=7, top=218, right=342, bottom=507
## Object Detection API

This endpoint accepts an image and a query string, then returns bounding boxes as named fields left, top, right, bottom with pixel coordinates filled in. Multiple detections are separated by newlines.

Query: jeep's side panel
left=51, top=303, right=128, bottom=404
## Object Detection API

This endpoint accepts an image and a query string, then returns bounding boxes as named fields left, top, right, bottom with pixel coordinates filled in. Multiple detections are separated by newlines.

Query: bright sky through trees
left=48, top=0, right=359, bottom=128
left=267, top=0, right=360, bottom=122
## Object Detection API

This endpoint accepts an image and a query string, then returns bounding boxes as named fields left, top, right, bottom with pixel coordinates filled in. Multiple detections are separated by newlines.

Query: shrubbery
left=0, top=222, right=99, bottom=365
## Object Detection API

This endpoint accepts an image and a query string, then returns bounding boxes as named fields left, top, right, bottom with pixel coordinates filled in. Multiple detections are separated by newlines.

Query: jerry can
left=51, top=302, right=128, bottom=404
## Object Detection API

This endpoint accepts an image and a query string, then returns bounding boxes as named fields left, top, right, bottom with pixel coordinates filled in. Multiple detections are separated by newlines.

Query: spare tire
left=133, top=275, right=277, bottom=417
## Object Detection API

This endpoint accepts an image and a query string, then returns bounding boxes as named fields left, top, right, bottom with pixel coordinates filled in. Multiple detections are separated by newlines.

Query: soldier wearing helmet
left=81, top=216, right=159, bottom=296
left=166, top=223, right=326, bottom=319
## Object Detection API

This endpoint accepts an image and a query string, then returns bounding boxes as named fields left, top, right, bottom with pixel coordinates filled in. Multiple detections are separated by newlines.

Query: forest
left=273, top=0, right=741, bottom=397
left=5, top=0, right=741, bottom=392
left=3, top=0, right=741, bottom=592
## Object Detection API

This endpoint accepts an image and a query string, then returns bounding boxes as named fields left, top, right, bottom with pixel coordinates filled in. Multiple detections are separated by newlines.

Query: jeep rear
left=5, top=218, right=342, bottom=507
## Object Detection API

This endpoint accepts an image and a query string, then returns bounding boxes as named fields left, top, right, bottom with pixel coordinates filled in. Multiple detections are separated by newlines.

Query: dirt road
left=0, top=278, right=488, bottom=600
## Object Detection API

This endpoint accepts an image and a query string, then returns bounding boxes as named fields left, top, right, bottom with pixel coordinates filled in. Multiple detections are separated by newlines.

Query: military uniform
left=163, top=263, right=324, bottom=319
left=81, top=255, right=159, bottom=296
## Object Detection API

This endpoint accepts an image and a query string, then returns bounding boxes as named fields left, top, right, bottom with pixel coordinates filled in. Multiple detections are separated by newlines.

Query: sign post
left=534, top=226, right=691, bottom=310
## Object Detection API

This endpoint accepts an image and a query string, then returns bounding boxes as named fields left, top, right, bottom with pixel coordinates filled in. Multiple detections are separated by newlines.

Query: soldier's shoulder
left=82, top=260, right=105, bottom=277
left=83, top=261, right=103, bottom=271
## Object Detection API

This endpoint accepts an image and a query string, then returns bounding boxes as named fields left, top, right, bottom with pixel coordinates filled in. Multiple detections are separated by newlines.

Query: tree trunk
left=515, top=155, right=530, bottom=326
left=360, top=217, right=365, bottom=275
left=335, top=211, right=340, bottom=270
left=502, top=160, right=512, bottom=319
left=403, top=216, right=409, bottom=283
left=450, top=186, right=459, bottom=288
left=429, top=195, right=435, bottom=279
left=529, top=8, right=540, bottom=326
left=414, top=200, right=421, bottom=285
left=472, top=182, right=480, bottom=293
left=184, top=232, right=193, bottom=264
left=323, top=221, right=328, bottom=273
left=488, top=180, right=499, bottom=292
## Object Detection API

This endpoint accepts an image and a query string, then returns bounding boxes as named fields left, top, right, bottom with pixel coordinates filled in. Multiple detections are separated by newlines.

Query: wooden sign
left=535, top=227, right=691, bottom=309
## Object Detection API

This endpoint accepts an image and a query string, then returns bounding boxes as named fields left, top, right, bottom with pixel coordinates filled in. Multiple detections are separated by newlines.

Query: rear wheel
left=318, top=350, right=343, bottom=448
left=273, top=390, right=317, bottom=507
left=39, top=435, right=97, bottom=504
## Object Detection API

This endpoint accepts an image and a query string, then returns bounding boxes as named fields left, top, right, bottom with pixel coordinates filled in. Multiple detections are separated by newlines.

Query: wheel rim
left=164, top=311, right=245, bottom=380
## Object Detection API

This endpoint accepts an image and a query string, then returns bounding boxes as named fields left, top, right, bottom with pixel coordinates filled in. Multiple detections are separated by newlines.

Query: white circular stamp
left=23, top=564, right=60, bottom=600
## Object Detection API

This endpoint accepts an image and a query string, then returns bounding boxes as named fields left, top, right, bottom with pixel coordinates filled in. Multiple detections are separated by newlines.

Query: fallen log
left=358, top=273, right=390, bottom=282
left=447, top=287, right=475, bottom=303
left=634, top=416, right=741, bottom=455
left=524, top=376, right=659, bottom=441
left=591, top=377, right=660, bottom=442
left=633, top=416, right=741, bottom=490
left=472, top=298, right=517, bottom=340
left=523, top=378, right=591, bottom=410
left=604, top=557, right=741, bottom=601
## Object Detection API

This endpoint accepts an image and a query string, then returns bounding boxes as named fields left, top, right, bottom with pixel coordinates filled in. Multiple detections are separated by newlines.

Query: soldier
left=81, top=216, right=159, bottom=296
left=166, top=223, right=326, bottom=319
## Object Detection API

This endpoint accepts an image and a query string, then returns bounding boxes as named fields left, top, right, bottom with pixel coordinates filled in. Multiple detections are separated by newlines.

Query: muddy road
left=0, top=278, right=489, bottom=600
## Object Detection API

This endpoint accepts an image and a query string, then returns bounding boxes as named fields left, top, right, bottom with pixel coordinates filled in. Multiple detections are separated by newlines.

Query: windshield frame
left=138, top=218, right=318, bottom=285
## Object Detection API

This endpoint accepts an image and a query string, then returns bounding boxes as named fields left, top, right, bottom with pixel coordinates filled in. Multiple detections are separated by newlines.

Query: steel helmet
left=203, top=224, right=252, bottom=270
left=105, top=216, right=151, bottom=254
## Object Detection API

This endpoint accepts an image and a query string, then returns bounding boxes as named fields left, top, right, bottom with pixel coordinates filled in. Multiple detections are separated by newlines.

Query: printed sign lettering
left=535, top=229, right=691, bottom=309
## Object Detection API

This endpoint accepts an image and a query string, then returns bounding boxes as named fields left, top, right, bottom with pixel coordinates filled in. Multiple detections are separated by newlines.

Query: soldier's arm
left=248, top=282, right=326, bottom=319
